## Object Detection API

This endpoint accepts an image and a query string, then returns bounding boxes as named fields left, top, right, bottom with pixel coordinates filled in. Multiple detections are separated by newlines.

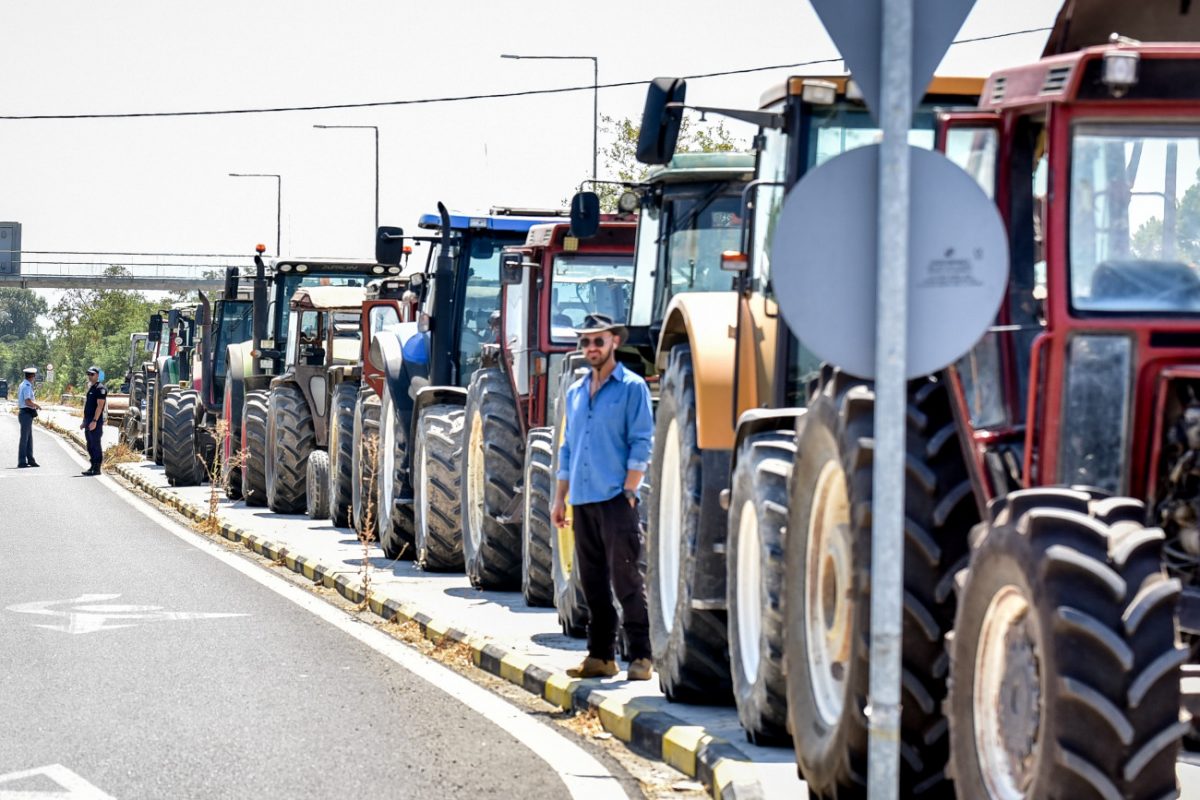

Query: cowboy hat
left=575, top=313, right=628, bottom=343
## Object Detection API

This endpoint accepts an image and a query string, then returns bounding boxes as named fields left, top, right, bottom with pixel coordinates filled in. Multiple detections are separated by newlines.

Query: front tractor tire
left=462, top=369, right=524, bottom=590
left=647, top=344, right=732, bottom=703
left=947, top=488, right=1185, bottom=800
left=413, top=403, right=465, bottom=571
left=327, top=383, right=357, bottom=527
left=265, top=383, right=315, bottom=514
left=784, top=370, right=978, bottom=798
left=305, top=449, right=331, bottom=520
left=521, top=428, right=556, bottom=607
left=240, top=390, right=270, bottom=506
left=726, top=428, right=795, bottom=745
left=377, top=383, right=415, bottom=559
left=162, top=389, right=206, bottom=487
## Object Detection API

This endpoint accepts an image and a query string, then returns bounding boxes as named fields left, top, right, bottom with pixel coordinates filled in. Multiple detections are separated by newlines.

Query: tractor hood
left=1043, top=0, right=1200, bottom=56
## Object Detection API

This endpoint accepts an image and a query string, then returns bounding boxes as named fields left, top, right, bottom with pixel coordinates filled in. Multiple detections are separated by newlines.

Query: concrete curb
left=52, top=420, right=770, bottom=799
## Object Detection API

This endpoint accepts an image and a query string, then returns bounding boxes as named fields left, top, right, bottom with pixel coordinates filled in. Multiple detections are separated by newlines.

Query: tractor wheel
left=522, top=427, right=555, bottom=607
left=305, top=450, right=331, bottom=520
left=352, top=388, right=381, bottom=540
left=240, top=390, right=269, bottom=506
left=727, top=428, right=795, bottom=745
left=377, top=382, right=415, bottom=559
left=122, top=407, right=143, bottom=452
left=413, top=403, right=465, bottom=571
left=647, top=344, right=732, bottom=703
left=131, top=372, right=145, bottom=408
left=152, top=372, right=170, bottom=465
left=947, top=488, right=1185, bottom=800
left=162, top=389, right=205, bottom=487
left=550, top=418, right=589, bottom=638
left=221, top=380, right=242, bottom=501
left=265, top=383, right=315, bottom=514
left=143, top=376, right=158, bottom=461
left=784, top=369, right=978, bottom=798
left=462, top=368, right=524, bottom=589
left=327, top=383, right=357, bottom=528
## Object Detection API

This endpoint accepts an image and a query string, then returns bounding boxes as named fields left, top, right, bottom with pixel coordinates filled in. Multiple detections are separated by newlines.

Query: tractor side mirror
left=570, top=192, right=601, bottom=239
left=637, top=77, right=687, bottom=165
left=376, top=226, right=406, bottom=266
left=500, top=252, right=524, bottom=286
left=147, top=314, right=163, bottom=343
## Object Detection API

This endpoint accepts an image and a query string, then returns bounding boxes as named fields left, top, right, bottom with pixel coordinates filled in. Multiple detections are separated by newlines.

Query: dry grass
left=561, top=706, right=607, bottom=738
left=102, top=442, right=141, bottom=468
left=355, top=431, right=383, bottom=610
left=196, top=419, right=245, bottom=536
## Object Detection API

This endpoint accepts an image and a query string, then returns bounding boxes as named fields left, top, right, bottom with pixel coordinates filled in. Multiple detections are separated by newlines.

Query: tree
left=1132, top=169, right=1200, bottom=263
left=594, top=112, right=745, bottom=210
left=0, top=288, right=47, bottom=342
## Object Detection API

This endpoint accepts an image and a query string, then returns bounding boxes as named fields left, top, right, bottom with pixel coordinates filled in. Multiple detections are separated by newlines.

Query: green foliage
left=45, top=265, right=159, bottom=395
left=594, top=113, right=745, bottom=211
left=1132, top=169, right=1200, bottom=263
left=0, top=289, right=49, bottom=386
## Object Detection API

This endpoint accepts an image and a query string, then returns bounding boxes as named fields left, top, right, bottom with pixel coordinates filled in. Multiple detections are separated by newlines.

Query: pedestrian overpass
left=0, top=252, right=256, bottom=291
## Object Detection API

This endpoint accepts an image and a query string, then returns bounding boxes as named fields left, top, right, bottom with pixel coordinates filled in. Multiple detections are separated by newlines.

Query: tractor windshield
left=650, top=193, right=744, bottom=321
left=211, top=300, right=253, bottom=402
left=549, top=254, right=636, bottom=343
left=457, top=232, right=526, bottom=382
left=273, top=272, right=372, bottom=351
left=1070, top=124, right=1200, bottom=315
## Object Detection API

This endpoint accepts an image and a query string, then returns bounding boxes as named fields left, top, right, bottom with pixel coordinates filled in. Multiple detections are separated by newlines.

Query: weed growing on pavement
left=197, top=420, right=246, bottom=536
left=562, top=707, right=606, bottom=738
left=354, top=431, right=388, bottom=610
left=102, top=442, right=140, bottom=469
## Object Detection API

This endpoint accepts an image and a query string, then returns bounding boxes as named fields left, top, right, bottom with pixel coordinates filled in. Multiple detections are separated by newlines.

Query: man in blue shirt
left=16, top=366, right=41, bottom=468
left=552, top=314, right=655, bottom=681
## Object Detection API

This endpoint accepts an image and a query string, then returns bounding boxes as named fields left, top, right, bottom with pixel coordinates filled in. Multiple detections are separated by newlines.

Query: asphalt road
left=0, top=413, right=622, bottom=800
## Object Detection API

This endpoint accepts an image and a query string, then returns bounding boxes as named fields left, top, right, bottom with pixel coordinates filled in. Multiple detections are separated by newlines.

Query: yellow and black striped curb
left=48, top=423, right=770, bottom=799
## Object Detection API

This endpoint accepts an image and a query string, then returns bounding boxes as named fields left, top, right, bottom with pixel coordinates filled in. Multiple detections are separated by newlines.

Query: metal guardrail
left=0, top=274, right=225, bottom=290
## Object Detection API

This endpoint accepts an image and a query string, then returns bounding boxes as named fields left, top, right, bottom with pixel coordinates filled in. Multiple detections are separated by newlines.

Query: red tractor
left=460, top=220, right=637, bottom=590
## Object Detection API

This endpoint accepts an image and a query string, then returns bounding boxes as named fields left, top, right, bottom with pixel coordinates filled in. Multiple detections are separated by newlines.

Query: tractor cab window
left=651, top=193, right=742, bottom=321
left=275, top=273, right=368, bottom=351
left=296, top=310, right=324, bottom=366
left=457, top=234, right=506, bottom=382
left=807, top=106, right=936, bottom=168
left=629, top=203, right=661, bottom=327
left=211, top=300, right=253, bottom=401
left=330, top=311, right=361, bottom=364
left=1070, top=124, right=1200, bottom=314
left=368, top=304, right=400, bottom=340
left=549, top=255, right=635, bottom=343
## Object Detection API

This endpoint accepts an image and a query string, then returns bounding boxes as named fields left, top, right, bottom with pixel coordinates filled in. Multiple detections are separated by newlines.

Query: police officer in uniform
left=16, top=366, right=40, bottom=468
left=81, top=366, right=107, bottom=475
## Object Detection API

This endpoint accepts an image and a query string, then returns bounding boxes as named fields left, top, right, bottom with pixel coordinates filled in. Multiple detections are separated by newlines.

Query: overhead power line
left=0, top=27, right=1050, bottom=121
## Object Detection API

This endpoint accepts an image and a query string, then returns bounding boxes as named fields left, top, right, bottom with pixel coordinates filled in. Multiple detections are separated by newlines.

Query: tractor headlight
left=1060, top=334, right=1133, bottom=493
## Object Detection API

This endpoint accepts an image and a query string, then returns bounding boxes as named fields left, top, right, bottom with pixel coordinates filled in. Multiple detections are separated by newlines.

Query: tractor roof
left=272, top=258, right=389, bottom=274
left=646, top=152, right=755, bottom=184
left=1042, top=0, right=1200, bottom=57
left=417, top=208, right=568, bottom=233
left=290, top=285, right=367, bottom=311
left=522, top=220, right=638, bottom=248
left=758, top=74, right=983, bottom=110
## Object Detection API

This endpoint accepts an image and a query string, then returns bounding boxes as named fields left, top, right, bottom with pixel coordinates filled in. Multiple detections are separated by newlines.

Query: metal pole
left=592, top=57, right=599, bottom=183
left=373, top=126, right=380, bottom=232
left=868, top=0, right=913, bottom=796
left=274, top=174, right=282, bottom=258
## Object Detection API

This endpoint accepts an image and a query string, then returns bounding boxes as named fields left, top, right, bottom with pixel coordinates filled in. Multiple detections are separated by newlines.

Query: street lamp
left=228, top=172, right=282, bottom=257
left=313, top=124, right=380, bottom=232
left=501, top=54, right=598, bottom=183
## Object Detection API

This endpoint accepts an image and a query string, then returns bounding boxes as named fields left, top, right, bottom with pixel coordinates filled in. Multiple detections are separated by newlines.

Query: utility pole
left=228, top=173, right=282, bottom=256
left=313, top=124, right=380, bottom=233
left=500, top=54, right=599, bottom=183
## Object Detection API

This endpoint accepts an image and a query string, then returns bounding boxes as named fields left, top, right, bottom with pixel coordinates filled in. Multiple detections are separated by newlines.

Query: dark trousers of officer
left=573, top=493, right=651, bottom=662
left=85, top=423, right=103, bottom=468
left=17, top=410, right=34, bottom=466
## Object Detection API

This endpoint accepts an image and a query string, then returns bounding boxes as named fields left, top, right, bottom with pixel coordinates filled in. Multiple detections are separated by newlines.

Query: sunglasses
left=577, top=335, right=610, bottom=349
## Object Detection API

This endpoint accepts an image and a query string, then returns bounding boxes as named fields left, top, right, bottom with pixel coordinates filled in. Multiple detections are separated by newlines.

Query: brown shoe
left=627, top=658, right=653, bottom=681
left=566, top=657, right=619, bottom=679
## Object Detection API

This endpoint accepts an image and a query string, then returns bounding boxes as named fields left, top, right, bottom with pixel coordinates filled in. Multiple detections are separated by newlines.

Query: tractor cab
left=496, top=219, right=637, bottom=433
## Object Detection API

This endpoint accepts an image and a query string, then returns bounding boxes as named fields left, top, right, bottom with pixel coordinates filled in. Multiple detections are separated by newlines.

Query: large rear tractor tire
left=784, top=369, right=979, bottom=798
left=143, top=374, right=158, bottom=461
left=947, top=488, right=1185, bottom=800
left=377, top=383, right=415, bottom=559
left=522, top=428, right=555, bottom=607
left=727, top=428, right=795, bottom=745
left=265, top=383, right=315, bottom=514
left=647, top=344, right=732, bottom=703
left=327, top=383, right=357, bottom=528
left=462, top=369, right=524, bottom=590
left=162, top=389, right=206, bottom=487
left=240, top=390, right=269, bottom=506
left=305, top=450, right=331, bottom=520
left=352, top=388, right=381, bottom=540
left=413, top=403, right=465, bottom=571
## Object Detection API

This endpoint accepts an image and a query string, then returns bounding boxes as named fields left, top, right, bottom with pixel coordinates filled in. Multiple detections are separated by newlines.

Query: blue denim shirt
left=556, top=362, right=654, bottom=506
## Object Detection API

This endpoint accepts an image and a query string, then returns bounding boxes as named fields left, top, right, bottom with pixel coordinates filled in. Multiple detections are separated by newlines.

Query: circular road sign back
left=769, top=144, right=1009, bottom=380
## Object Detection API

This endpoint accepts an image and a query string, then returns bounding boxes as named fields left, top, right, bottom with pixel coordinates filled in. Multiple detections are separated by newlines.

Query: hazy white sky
left=0, top=0, right=1059, bottom=280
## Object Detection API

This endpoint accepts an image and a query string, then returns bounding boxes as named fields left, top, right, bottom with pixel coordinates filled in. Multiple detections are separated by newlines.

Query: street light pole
left=228, top=172, right=282, bottom=256
left=500, top=54, right=598, bottom=183
left=313, top=124, right=380, bottom=232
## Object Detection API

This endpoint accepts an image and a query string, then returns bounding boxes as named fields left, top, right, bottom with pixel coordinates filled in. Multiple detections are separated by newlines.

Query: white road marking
left=44, top=431, right=627, bottom=800
left=0, top=764, right=115, bottom=799
left=6, top=594, right=247, bottom=635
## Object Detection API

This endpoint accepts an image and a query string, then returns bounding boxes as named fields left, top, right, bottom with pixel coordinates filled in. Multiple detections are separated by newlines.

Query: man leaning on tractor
left=552, top=313, right=655, bottom=682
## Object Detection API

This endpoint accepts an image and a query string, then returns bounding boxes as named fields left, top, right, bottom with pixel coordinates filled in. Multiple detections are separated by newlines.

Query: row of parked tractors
left=116, top=9, right=1200, bottom=797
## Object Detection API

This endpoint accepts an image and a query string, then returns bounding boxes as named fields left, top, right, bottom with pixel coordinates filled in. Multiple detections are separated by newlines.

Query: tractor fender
left=225, top=342, right=254, bottom=431
left=372, top=323, right=432, bottom=485
left=730, top=408, right=806, bottom=476
left=655, top=292, right=738, bottom=451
